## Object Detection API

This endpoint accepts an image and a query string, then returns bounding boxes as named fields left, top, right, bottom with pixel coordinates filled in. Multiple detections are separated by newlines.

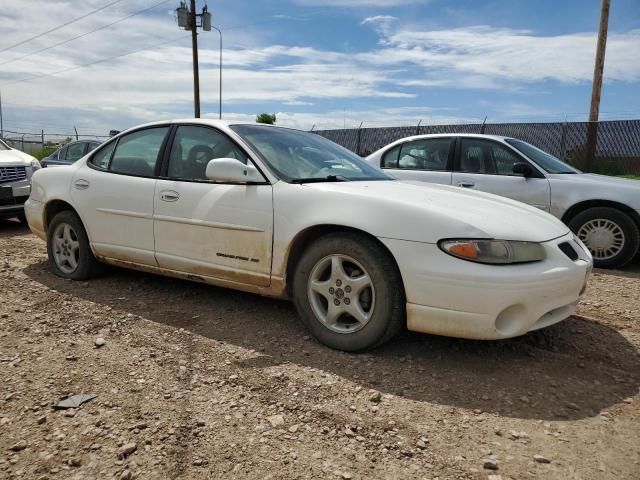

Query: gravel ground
left=1, top=219, right=639, bottom=480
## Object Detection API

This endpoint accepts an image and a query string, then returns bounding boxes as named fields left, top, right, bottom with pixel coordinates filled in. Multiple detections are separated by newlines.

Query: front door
left=71, top=126, right=170, bottom=265
left=153, top=125, right=273, bottom=286
left=451, top=137, right=551, bottom=211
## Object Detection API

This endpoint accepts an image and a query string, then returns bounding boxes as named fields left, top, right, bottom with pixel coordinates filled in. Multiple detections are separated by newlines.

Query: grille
left=0, top=195, right=28, bottom=207
left=558, top=242, right=579, bottom=261
left=0, top=166, right=27, bottom=184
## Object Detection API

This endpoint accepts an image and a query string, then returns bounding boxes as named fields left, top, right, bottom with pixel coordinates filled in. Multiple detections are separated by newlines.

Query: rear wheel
left=47, top=210, right=102, bottom=280
left=568, top=207, right=639, bottom=269
left=292, top=232, right=405, bottom=351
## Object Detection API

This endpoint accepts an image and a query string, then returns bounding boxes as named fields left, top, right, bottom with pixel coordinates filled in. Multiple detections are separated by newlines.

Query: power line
left=0, top=0, right=172, bottom=69
left=0, top=0, right=124, bottom=54
left=0, top=36, right=187, bottom=88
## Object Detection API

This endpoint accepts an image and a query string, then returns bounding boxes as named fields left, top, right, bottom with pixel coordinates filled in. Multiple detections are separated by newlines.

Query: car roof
left=115, top=118, right=291, bottom=136
left=388, top=133, right=511, bottom=143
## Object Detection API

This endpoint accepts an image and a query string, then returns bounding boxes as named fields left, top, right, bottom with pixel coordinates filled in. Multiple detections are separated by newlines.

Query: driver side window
left=168, top=126, right=249, bottom=181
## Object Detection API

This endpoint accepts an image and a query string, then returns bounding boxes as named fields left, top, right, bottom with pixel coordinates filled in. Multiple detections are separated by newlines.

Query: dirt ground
left=1, top=219, right=639, bottom=480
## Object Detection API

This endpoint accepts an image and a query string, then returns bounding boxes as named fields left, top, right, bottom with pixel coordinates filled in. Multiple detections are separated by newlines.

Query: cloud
left=0, top=1, right=638, bottom=135
left=374, top=26, right=640, bottom=83
left=361, top=15, right=398, bottom=25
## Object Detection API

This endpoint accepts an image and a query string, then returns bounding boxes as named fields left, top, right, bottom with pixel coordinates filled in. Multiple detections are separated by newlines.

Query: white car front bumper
left=381, top=232, right=592, bottom=340
left=24, top=197, right=46, bottom=240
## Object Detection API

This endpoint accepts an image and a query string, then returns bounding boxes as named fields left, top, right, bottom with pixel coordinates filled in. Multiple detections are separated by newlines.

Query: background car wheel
left=46, top=210, right=102, bottom=280
left=292, top=232, right=405, bottom=351
left=568, top=207, right=640, bottom=269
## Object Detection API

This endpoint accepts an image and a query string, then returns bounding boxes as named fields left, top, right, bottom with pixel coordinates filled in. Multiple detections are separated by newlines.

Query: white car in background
left=25, top=120, right=591, bottom=351
left=366, top=134, right=640, bottom=268
left=0, top=138, right=41, bottom=221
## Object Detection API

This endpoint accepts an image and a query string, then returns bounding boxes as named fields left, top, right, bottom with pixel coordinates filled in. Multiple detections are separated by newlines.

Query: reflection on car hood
left=301, top=180, right=569, bottom=243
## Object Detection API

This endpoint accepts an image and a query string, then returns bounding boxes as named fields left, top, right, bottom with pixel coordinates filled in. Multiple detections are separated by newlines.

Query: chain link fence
left=314, top=119, right=640, bottom=175
left=1, top=129, right=111, bottom=156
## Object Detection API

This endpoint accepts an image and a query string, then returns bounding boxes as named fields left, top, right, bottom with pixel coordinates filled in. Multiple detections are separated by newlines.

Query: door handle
left=160, top=190, right=180, bottom=202
left=457, top=182, right=475, bottom=188
left=73, top=179, right=89, bottom=190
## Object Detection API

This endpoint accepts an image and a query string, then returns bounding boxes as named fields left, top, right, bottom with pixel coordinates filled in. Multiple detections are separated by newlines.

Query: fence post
left=74, top=126, right=79, bottom=141
left=416, top=119, right=422, bottom=135
left=21, top=134, right=25, bottom=151
left=41, top=130, right=44, bottom=150
left=480, top=116, right=487, bottom=134
left=356, top=121, right=363, bottom=156
left=560, top=121, right=568, bottom=162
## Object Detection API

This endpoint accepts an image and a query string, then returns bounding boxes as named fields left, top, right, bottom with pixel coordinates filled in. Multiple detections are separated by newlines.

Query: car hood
left=548, top=173, right=640, bottom=188
left=0, top=149, right=35, bottom=166
left=297, top=180, right=569, bottom=243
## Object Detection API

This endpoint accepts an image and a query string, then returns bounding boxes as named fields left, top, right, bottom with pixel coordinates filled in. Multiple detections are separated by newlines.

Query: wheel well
left=284, top=224, right=404, bottom=297
left=561, top=200, right=640, bottom=227
left=44, top=200, right=77, bottom=230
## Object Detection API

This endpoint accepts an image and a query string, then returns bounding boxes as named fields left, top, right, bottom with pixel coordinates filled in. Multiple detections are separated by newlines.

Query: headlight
left=438, top=239, right=545, bottom=264
left=26, top=159, right=41, bottom=178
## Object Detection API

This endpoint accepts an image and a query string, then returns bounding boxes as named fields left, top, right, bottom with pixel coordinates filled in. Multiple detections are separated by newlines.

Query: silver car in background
left=366, top=134, right=640, bottom=268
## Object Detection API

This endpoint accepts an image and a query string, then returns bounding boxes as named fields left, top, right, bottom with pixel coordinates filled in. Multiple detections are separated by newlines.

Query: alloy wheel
left=307, top=254, right=376, bottom=334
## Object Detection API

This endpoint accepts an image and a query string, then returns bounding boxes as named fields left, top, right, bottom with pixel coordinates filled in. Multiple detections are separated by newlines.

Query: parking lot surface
left=1, top=220, right=639, bottom=479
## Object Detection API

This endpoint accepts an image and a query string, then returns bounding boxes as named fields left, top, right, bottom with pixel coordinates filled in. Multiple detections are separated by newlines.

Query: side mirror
left=512, top=162, right=533, bottom=177
left=205, top=158, right=265, bottom=183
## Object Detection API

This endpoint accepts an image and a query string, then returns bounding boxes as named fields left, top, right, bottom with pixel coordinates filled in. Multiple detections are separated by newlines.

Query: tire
left=568, top=206, right=640, bottom=269
left=46, top=210, right=103, bottom=280
left=292, top=232, right=405, bottom=352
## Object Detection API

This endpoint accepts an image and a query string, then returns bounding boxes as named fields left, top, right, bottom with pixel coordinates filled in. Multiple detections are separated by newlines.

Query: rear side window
left=381, top=145, right=401, bottom=168
left=65, top=142, right=86, bottom=162
left=89, top=142, right=116, bottom=169
left=109, top=127, right=169, bottom=176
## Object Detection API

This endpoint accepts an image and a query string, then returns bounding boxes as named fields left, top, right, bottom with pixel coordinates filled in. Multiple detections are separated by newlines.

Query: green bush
left=32, top=146, right=57, bottom=160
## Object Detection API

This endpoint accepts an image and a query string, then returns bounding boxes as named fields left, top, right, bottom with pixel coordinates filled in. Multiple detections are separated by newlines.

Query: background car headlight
left=26, top=158, right=41, bottom=178
left=438, top=239, right=546, bottom=264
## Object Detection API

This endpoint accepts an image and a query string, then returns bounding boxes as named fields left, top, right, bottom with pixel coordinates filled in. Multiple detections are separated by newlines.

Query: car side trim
left=153, top=214, right=266, bottom=232
left=95, top=208, right=152, bottom=219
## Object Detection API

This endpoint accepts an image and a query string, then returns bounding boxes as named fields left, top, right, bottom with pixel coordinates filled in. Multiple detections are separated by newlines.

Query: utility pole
left=176, top=1, right=212, bottom=118
left=0, top=90, right=4, bottom=138
left=190, top=0, right=200, bottom=118
left=585, top=0, right=610, bottom=171
left=211, top=25, right=222, bottom=119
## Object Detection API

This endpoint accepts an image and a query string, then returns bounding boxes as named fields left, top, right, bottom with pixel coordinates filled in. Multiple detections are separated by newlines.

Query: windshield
left=505, top=138, right=580, bottom=174
left=0, top=139, right=10, bottom=150
left=230, top=125, right=391, bottom=183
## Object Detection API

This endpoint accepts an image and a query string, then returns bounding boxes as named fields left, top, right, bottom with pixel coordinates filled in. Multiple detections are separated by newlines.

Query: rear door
left=71, top=126, right=170, bottom=265
left=451, top=137, right=551, bottom=211
left=379, top=137, right=453, bottom=185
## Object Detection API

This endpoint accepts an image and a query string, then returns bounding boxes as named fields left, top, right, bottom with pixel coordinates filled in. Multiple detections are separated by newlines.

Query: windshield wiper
left=291, top=175, right=348, bottom=184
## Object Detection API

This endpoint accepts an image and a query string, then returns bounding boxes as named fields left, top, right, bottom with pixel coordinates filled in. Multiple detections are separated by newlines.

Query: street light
left=211, top=25, right=222, bottom=120
left=176, top=1, right=212, bottom=118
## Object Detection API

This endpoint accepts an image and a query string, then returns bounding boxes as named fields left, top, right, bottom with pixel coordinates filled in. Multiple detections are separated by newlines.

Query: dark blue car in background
left=41, top=140, right=102, bottom=167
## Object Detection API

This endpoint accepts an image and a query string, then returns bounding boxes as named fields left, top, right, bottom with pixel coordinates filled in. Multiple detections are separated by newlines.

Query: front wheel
left=568, top=207, right=640, bottom=269
left=292, top=232, right=405, bottom=351
left=46, top=210, right=102, bottom=280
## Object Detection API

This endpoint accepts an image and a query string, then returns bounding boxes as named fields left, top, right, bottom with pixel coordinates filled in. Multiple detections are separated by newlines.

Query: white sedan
left=25, top=120, right=592, bottom=351
left=366, top=134, right=640, bottom=268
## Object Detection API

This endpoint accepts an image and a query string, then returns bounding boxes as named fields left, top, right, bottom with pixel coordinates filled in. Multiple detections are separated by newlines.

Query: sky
left=0, top=0, right=639, bottom=139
